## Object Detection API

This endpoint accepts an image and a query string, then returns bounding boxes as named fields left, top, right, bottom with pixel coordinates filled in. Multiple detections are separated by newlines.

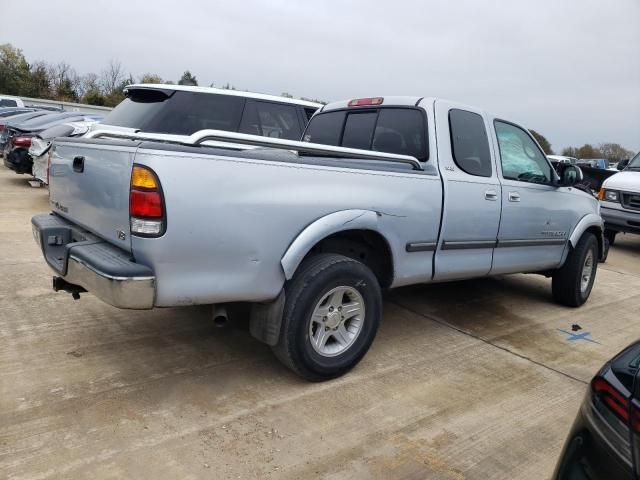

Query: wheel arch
left=280, top=210, right=395, bottom=288
left=569, top=213, right=605, bottom=260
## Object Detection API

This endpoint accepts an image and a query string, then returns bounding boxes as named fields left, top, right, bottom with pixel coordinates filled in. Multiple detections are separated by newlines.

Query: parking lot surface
left=1, top=166, right=640, bottom=480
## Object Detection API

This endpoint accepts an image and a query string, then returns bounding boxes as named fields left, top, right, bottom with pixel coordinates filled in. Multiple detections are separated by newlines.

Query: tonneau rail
left=85, top=128, right=423, bottom=170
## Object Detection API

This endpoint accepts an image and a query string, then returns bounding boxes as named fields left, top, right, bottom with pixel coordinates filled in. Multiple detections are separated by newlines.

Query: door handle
left=484, top=190, right=498, bottom=201
left=508, top=192, right=521, bottom=202
left=72, top=156, right=84, bottom=173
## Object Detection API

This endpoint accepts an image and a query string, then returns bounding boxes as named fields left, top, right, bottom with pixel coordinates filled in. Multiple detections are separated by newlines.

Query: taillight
left=348, top=97, right=384, bottom=107
left=11, top=136, right=32, bottom=147
left=0, top=125, right=4, bottom=132
left=130, top=165, right=165, bottom=236
left=592, top=377, right=630, bottom=422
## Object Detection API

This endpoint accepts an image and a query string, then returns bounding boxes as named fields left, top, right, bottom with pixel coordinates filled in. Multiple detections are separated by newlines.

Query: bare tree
left=100, top=59, right=125, bottom=96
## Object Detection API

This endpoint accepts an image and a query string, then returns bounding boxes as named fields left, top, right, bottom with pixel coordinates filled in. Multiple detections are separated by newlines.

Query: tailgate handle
left=73, top=156, right=85, bottom=173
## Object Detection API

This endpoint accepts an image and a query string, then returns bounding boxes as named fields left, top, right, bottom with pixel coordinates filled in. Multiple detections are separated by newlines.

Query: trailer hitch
left=52, top=276, right=87, bottom=300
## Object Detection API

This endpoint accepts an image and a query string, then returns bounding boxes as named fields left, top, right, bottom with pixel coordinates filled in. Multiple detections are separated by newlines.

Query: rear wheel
left=272, top=254, right=382, bottom=381
left=552, top=233, right=598, bottom=307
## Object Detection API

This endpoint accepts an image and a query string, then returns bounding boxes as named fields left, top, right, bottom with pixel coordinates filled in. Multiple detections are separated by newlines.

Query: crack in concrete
left=389, top=300, right=589, bottom=385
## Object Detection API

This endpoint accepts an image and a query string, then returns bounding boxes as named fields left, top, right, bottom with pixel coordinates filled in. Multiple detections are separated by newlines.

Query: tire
left=604, top=229, right=617, bottom=246
left=272, top=253, right=382, bottom=381
left=552, top=233, right=598, bottom=307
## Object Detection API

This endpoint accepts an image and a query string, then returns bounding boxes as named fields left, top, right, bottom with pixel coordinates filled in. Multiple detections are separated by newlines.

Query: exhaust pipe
left=212, top=305, right=228, bottom=327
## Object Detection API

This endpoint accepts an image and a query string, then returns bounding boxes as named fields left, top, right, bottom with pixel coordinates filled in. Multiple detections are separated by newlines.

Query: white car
left=599, top=151, right=640, bottom=244
left=0, top=96, right=25, bottom=108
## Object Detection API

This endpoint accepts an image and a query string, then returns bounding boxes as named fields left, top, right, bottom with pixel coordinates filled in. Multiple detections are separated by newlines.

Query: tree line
left=529, top=129, right=634, bottom=162
left=0, top=43, right=325, bottom=108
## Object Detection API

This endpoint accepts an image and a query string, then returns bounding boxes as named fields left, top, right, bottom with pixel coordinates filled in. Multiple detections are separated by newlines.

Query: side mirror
left=560, top=165, right=583, bottom=186
left=618, top=159, right=630, bottom=171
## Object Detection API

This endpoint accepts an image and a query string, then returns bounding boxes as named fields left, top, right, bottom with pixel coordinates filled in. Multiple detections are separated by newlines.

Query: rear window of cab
left=303, top=107, right=428, bottom=161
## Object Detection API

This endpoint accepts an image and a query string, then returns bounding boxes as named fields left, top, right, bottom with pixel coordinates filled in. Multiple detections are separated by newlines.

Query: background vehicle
left=0, top=95, right=25, bottom=108
left=598, top=151, right=640, bottom=245
left=0, top=107, right=39, bottom=118
left=553, top=340, right=640, bottom=480
left=29, top=120, right=100, bottom=184
left=3, top=112, right=103, bottom=174
left=548, top=155, right=578, bottom=165
left=32, top=96, right=603, bottom=381
left=94, top=84, right=321, bottom=148
left=0, top=110, right=55, bottom=155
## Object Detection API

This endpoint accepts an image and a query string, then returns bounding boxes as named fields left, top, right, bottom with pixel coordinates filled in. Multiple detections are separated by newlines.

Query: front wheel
left=272, top=254, right=382, bottom=381
left=552, top=233, right=598, bottom=307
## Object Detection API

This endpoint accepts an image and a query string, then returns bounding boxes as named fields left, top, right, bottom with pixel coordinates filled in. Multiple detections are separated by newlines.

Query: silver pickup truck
left=32, top=94, right=604, bottom=380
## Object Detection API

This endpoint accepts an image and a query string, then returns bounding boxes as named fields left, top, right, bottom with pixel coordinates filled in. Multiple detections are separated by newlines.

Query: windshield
left=627, top=151, right=640, bottom=169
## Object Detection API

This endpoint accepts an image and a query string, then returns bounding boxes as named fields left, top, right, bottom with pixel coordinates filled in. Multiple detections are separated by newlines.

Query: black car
left=553, top=341, right=640, bottom=479
left=3, top=112, right=103, bottom=174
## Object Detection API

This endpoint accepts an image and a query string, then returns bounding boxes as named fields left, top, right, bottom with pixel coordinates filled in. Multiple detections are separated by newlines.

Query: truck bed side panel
left=132, top=149, right=443, bottom=306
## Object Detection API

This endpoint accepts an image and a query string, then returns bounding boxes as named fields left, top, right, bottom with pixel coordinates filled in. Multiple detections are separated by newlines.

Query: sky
left=1, top=0, right=639, bottom=152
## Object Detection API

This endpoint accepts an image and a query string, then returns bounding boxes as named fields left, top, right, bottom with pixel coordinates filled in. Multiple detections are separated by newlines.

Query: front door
left=433, top=101, right=502, bottom=281
left=490, top=120, right=570, bottom=274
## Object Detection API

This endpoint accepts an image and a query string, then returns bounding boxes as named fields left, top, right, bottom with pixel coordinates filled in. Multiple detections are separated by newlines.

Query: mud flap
left=250, top=289, right=285, bottom=346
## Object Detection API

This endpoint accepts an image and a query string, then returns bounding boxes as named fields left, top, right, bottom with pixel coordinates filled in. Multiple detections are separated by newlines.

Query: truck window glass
left=0, top=99, right=18, bottom=107
left=448, top=109, right=492, bottom=177
left=494, top=121, right=552, bottom=184
left=342, top=112, right=377, bottom=150
left=103, top=91, right=245, bottom=135
left=372, top=109, right=427, bottom=161
left=304, top=108, right=317, bottom=122
left=302, top=111, right=346, bottom=145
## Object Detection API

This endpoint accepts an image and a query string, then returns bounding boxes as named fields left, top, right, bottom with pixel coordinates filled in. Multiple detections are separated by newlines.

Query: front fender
left=280, top=209, right=381, bottom=280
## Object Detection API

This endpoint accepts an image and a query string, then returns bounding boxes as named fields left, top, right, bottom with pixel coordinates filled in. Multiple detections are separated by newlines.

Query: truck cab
left=303, top=97, right=603, bottom=281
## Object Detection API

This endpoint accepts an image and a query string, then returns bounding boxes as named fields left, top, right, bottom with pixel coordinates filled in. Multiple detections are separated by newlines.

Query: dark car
left=3, top=112, right=103, bottom=174
left=553, top=341, right=640, bottom=479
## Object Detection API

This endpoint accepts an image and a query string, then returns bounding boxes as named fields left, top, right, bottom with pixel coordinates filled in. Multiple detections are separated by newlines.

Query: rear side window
left=0, top=99, right=18, bottom=107
left=103, top=91, right=245, bottom=135
left=303, top=111, right=346, bottom=146
left=448, top=109, right=492, bottom=177
left=303, top=108, right=428, bottom=161
left=239, top=101, right=301, bottom=140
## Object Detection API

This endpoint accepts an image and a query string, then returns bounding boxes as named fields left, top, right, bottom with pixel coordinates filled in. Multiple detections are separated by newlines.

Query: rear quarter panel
left=132, top=149, right=443, bottom=306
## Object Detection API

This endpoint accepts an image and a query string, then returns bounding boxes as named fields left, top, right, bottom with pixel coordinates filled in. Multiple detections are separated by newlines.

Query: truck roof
left=321, top=96, right=430, bottom=111
left=127, top=84, right=323, bottom=109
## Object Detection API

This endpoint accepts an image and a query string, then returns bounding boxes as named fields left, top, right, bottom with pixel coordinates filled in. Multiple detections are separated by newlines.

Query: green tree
left=529, top=129, right=553, bottom=155
left=561, top=147, right=579, bottom=158
left=178, top=70, right=198, bottom=86
left=576, top=144, right=602, bottom=159
left=0, top=43, right=32, bottom=96
left=25, top=61, right=51, bottom=98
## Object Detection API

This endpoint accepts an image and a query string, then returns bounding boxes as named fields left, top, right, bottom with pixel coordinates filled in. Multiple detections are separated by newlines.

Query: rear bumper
left=31, top=213, right=156, bottom=309
left=601, top=206, right=640, bottom=234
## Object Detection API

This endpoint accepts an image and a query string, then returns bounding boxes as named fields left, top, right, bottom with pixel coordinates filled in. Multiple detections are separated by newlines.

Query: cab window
left=494, top=121, right=552, bottom=184
left=239, top=100, right=301, bottom=140
left=449, top=109, right=492, bottom=177
left=303, top=108, right=428, bottom=161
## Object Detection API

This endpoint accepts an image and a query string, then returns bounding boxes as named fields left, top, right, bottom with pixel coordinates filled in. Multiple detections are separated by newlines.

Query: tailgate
left=48, top=138, right=139, bottom=252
